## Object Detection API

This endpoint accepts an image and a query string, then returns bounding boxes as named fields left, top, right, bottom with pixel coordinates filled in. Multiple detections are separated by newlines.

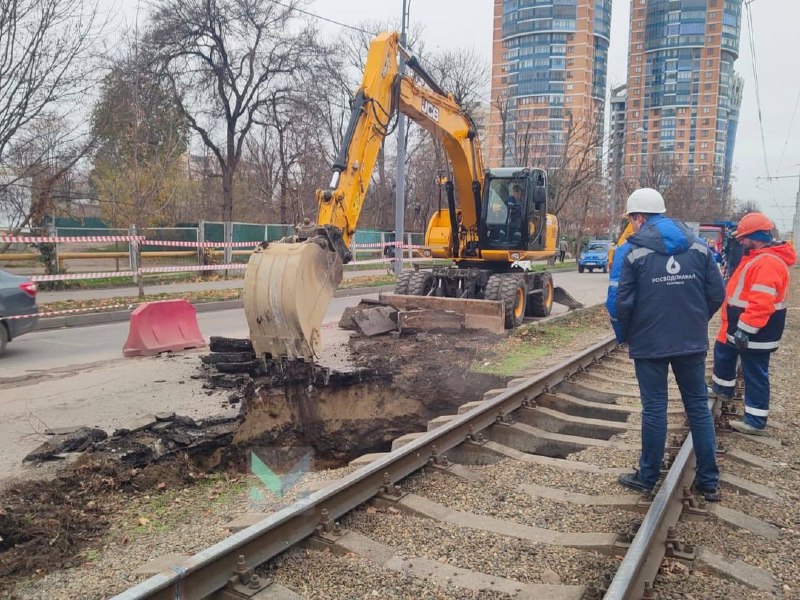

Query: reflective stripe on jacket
left=716, top=242, right=796, bottom=352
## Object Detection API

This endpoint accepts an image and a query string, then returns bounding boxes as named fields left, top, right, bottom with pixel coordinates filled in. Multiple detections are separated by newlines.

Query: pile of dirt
left=0, top=454, right=203, bottom=581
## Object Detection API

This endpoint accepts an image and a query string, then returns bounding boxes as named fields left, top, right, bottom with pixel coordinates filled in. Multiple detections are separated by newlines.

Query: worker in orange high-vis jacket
left=711, top=212, right=797, bottom=435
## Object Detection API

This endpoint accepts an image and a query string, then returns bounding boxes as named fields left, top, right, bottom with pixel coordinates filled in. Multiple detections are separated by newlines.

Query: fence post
left=197, top=220, right=205, bottom=267
left=223, top=221, right=233, bottom=275
left=129, top=224, right=140, bottom=289
left=47, top=222, right=60, bottom=272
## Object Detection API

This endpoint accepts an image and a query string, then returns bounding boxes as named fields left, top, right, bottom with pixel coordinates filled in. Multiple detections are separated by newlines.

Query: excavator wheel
left=486, top=274, right=526, bottom=329
left=395, top=270, right=414, bottom=295
left=526, top=272, right=554, bottom=317
left=407, top=270, right=434, bottom=296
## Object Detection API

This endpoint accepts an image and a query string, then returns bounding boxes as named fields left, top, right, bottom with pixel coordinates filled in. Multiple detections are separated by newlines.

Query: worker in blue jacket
left=606, top=188, right=726, bottom=501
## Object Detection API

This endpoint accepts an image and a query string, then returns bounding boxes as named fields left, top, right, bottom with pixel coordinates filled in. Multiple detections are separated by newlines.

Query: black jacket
left=606, top=215, right=726, bottom=359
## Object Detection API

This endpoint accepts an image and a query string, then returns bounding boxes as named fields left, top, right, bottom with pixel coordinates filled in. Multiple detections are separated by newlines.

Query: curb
left=33, top=284, right=397, bottom=331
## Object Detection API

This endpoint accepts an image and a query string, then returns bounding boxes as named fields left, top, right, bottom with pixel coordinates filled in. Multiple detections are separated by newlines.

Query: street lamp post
left=635, top=127, right=647, bottom=187
left=609, top=130, right=623, bottom=240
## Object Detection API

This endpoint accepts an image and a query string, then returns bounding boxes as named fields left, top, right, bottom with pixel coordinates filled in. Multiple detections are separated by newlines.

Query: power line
left=269, top=0, right=378, bottom=36
left=776, top=84, right=800, bottom=174
left=744, top=0, right=784, bottom=226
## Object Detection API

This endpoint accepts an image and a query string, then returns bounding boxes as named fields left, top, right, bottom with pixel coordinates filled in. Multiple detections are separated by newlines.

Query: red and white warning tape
left=31, top=271, right=137, bottom=282
left=1, top=235, right=145, bottom=244
left=142, top=240, right=261, bottom=248
left=351, top=242, right=426, bottom=249
left=139, top=264, right=247, bottom=274
left=4, top=303, right=133, bottom=320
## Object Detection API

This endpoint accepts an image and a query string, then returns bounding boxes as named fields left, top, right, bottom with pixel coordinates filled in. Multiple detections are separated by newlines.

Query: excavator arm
left=244, top=31, right=484, bottom=361
left=315, top=31, right=483, bottom=257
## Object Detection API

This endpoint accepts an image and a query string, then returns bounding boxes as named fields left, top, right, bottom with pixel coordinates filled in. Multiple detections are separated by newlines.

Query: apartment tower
left=623, top=0, right=744, bottom=197
left=488, top=0, right=612, bottom=168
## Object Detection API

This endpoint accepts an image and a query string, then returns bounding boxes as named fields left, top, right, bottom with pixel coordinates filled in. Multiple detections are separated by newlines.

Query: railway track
left=113, top=337, right=779, bottom=600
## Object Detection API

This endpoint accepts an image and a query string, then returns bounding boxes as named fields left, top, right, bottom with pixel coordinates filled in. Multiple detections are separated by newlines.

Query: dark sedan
left=0, top=269, right=38, bottom=354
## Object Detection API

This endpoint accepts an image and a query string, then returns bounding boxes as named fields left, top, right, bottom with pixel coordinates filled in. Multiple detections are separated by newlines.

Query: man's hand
left=733, top=328, right=749, bottom=350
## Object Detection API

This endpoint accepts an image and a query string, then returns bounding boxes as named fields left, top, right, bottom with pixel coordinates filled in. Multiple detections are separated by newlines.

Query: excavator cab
left=480, top=168, right=548, bottom=252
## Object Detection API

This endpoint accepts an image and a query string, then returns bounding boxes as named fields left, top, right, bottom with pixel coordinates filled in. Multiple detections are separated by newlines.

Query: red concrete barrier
left=123, top=300, right=206, bottom=357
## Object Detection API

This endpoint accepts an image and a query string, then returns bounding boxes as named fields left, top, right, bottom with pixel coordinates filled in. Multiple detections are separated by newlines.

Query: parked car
left=0, top=269, right=39, bottom=354
left=578, top=240, right=612, bottom=274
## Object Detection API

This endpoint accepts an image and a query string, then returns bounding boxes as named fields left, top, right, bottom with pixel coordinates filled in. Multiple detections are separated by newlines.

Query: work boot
left=618, top=471, right=653, bottom=494
left=730, top=420, right=766, bottom=436
left=692, top=482, right=721, bottom=502
left=707, top=387, right=732, bottom=402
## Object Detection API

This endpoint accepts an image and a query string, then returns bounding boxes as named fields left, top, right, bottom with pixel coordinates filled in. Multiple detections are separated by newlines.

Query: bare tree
left=146, top=0, right=318, bottom=232
left=1, top=115, right=96, bottom=233
left=0, top=0, right=100, bottom=162
left=0, top=0, right=102, bottom=237
left=621, top=156, right=725, bottom=222
left=90, top=32, right=191, bottom=230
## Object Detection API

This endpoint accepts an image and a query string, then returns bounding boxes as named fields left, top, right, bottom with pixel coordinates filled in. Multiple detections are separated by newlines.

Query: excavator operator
left=503, top=184, right=524, bottom=243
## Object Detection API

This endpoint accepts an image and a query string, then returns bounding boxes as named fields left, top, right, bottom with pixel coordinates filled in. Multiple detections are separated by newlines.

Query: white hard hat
left=624, top=188, right=666, bottom=215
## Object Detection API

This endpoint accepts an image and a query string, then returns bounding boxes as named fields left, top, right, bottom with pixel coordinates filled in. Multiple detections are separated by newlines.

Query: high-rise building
left=609, top=84, right=628, bottom=182
left=623, top=0, right=744, bottom=196
left=488, top=0, right=612, bottom=168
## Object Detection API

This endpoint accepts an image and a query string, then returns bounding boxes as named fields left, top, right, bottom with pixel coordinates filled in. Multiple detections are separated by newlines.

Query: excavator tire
left=407, top=271, right=434, bottom=296
left=395, top=271, right=414, bottom=295
left=486, top=274, right=526, bottom=329
left=527, top=272, right=554, bottom=317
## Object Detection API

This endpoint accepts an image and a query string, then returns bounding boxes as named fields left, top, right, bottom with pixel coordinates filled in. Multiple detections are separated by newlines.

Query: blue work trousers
left=634, top=353, right=719, bottom=490
left=712, top=341, right=771, bottom=429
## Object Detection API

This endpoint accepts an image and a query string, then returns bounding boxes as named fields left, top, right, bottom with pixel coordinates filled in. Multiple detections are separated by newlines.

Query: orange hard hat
left=735, top=212, right=774, bottom=239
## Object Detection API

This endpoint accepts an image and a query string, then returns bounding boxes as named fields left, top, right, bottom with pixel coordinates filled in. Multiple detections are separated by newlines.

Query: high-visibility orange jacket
left=717, top=242, right=797, bottom=351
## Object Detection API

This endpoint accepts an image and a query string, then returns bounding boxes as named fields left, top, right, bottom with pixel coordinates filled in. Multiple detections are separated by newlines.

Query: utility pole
left=393, top=0, right=410, bottom=276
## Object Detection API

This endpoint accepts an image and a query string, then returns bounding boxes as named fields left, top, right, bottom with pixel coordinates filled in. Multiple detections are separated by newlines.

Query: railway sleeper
left=483, top=421, right=637, bottom=459
left=556, top=380, right=636, bottom=403
left=369, top=493, right=621, bottom=555
left=537, top=392, right=686, bottom=421
left=306, top=528, right=586, bottom=600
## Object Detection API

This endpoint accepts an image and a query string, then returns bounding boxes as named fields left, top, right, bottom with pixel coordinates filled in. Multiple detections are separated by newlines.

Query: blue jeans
left=634, top=353, right=719, bottom=490
left=712, top=341, right=771, bottom=429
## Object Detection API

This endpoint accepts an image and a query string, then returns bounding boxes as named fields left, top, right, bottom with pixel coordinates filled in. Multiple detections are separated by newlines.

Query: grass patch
left=472, top=305, right=610, bottom=377
left=40, top=288, right=244, bottom=313
left=119, top=473, right=249, bottom=540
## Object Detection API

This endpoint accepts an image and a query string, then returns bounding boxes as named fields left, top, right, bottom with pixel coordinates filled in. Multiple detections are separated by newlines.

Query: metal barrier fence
left=0, top=225, right=433, bottom=286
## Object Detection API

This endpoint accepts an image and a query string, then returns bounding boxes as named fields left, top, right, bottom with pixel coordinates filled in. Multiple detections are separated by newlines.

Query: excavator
left=243, top=31, right=576, bottom=362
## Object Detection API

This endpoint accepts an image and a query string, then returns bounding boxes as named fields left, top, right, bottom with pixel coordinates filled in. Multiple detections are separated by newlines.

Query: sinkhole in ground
left=226, top=363, right=509, bottom=474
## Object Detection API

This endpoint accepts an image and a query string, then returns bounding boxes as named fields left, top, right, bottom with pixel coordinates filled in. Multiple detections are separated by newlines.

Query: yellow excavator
left=243, top=31, right=573, bottom=362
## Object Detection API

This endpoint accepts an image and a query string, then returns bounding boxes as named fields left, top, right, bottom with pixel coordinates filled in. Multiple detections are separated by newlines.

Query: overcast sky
left=114, top=0, right=799, bottom=231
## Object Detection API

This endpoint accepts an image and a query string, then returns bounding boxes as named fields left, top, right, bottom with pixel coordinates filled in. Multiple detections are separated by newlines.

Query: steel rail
left=604, top=397, right=716, bottom=599
left=112, top=335, right=619, bottom=600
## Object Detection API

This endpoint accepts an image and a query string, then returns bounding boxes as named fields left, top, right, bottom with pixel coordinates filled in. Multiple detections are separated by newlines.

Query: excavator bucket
left=244, top=242, right=343, bottom=361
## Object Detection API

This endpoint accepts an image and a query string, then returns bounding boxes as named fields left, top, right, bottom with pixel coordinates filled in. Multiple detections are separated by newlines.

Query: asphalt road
left=0, top=294, right=377, bottom=379
left=2, top=268, right=609, bottom=379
